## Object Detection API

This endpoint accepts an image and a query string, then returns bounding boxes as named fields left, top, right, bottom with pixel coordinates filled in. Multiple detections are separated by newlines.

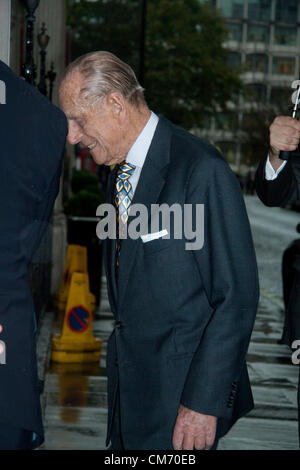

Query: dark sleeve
left=255, top=155, right=298, bottom=207
left=180, top=155, right=259, bottom=419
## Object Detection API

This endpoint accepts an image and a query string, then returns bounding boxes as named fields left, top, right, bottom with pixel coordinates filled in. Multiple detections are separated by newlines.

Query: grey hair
left=61, top=51, right=146, bottom=108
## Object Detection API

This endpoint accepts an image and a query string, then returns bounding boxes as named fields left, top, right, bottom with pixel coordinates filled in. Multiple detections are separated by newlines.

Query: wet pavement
left=42, top=195, right=300, bottom=450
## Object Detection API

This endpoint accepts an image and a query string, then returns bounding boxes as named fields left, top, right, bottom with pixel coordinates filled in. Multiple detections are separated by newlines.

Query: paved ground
left=42, top=195, right=300, bottom=450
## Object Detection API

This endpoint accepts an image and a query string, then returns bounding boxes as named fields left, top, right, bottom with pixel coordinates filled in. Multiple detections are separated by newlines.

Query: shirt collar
left=126, top=111, right=159, bottom=169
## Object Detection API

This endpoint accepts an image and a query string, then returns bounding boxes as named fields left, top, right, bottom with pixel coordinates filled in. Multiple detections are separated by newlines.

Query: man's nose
left=67, top=121, right=83, bottom=145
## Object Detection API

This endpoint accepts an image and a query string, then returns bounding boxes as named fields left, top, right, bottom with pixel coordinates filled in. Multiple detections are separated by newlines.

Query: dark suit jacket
left=0, top=61, right=67, bottom=448
left=255, top=153, right=300, bottom=207
left=255, top=153, right=300, bottom=348
left=104, top=116, right=259, bottom=450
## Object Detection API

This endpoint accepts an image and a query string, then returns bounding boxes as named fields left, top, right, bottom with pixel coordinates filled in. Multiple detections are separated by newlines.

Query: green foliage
left=145, top=0, right=242, bottom=127
left=71, top=169, right=100, bottom=194
left=65, top=170, right=105, bottom=216
left=67, top=0, right=140, bottom=70
left=67, top=0, right=242, bottom=129
left=65, top=189, right=105, bottom=217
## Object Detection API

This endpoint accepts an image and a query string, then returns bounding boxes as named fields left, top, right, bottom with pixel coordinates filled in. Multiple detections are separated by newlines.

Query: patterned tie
left=114, top=161, right=136, bottom=266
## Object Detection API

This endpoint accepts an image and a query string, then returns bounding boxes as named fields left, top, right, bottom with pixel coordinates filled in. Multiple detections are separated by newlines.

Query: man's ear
left=107, top=92, right=126, bottom=119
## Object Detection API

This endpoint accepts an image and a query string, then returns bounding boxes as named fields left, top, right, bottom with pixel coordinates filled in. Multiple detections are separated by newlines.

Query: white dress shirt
left=265, top=155, right=287, bottom=180
left=125, top=111, right=159, bottom=196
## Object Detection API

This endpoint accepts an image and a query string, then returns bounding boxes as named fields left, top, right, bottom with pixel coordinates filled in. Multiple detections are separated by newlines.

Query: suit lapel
left=104, top=166, right=118, bottom=315
left=117, top=116, right=173, bottom=312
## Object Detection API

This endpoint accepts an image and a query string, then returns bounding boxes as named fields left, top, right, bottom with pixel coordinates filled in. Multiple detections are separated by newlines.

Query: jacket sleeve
left=180, top=154, right=259, bottom=419
left=255, top=155, right=299, bottom=207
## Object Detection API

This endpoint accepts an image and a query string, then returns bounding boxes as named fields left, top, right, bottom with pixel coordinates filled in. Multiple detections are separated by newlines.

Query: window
left=248, top=0, right=272, bottom=21
left=215, top=113, right=238, bottom=131
left=227, top=52, right=242, bottom=68
left=274, top=26, right=297, bottom=45
left=276, top=0, right=298, bottom=24
left=272, top=57, right=295, bottom=75
left=215, top=142, right=237, bottom=164
left=198, top=114, right=212, bottom=130
left=270, top=87, right=293, bottom=111
left=241, top=142, right=263, bottom=166
left=247, top=25, right=269, bottom=43
left=218, top=0, right=244, bottom=18
left=245, top=84, right=267, bottom=102
left=246, top=54, right=268, bottom=73
left=242, top=113, right=258, bottom=129
left=226, top=22, right=243, bottom=41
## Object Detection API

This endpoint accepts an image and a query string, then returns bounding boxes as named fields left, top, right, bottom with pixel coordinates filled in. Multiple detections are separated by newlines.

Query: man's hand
left=269, top=116, right=300, bottom=170
left=172, top=404, right=217, bottom=450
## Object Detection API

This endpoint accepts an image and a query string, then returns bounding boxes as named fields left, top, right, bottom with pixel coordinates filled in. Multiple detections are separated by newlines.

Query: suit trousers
left=281, top=270, right=300, bottom=448
left=110, top=385, right=125, bottom=450
left=0, top=423, right=33, bottom=450
left=298, top=368, right=300, bottom=448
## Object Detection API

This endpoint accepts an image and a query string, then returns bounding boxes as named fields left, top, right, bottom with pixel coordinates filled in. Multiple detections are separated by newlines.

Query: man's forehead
left=60, top=73, right=83, bottom=110
left=60, top=90, right=84, bottom=119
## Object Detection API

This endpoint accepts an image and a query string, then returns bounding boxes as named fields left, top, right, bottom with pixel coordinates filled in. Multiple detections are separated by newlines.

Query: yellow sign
left=52, top=272, right=102, bottom=363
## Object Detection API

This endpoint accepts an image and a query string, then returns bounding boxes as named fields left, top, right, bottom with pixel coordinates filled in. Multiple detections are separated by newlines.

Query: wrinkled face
left=59, top=74, right=126, bottom=166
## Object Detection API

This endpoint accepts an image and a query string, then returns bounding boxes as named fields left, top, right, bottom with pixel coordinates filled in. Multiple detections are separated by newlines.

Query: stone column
left=0, top=0, right=11, bottom=65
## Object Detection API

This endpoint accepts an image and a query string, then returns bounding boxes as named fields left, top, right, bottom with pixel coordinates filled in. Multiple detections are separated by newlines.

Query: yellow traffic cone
left=52, top=272, right=102, bottom=363
left=54, top=245, right=96, bottom=313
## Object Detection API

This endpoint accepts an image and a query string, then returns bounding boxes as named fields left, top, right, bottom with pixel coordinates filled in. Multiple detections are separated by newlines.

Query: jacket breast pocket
left=142, top=237, right=173, bottom=256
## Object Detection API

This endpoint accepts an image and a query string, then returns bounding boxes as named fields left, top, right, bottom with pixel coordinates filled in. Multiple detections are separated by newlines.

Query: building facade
left=199, top=0, right=300, bottom=173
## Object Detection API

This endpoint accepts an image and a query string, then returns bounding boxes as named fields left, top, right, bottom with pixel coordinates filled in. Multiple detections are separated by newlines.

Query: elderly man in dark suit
left=59, top=51, right=259, bottom=450
left=0, top=61, right=67, bottom=449
left=255, top=115, right=300, bottom=446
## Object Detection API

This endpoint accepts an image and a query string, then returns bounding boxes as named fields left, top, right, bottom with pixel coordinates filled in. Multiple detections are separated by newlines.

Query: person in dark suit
left=281, top=224, right=300, bottom=345
left=255, top=115, right=300, bottom=446
left=0, top=61, right=67, bottom=449
left=59, top=51, right=259, bottom=450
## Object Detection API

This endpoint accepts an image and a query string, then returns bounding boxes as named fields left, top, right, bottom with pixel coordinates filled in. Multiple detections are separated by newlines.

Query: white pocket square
left=141, top=229, right=168, bottom=243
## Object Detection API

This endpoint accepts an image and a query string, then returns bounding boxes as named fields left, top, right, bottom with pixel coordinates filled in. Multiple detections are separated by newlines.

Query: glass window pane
left=245, top=84, right=267, bottom=102
left=276, top=0, right=298, bottom=24
left=226, top=22, right=243, bottom=41
left=270, top=87, right=291, bottom=102
left=274, top=26, right=297, bottom=45
left=246, top=54, right=268, bottom=73
left=247, top=25, right=269, bottom=42
left=200, top=115, right=212, bottom=130
left=227, top=52, right=242, bottom=68
left=242, top=113, right=258, bottom=129
left=215, top=141, right=237, bottom=164
left=241, top=142, right=264, bottom=166
left=248, top=0, right=272, bottom=21
left=270, top=87, right=293, bottom=112
left=272, top=57, right=295, bottom=75
left=215, top=113, right=238, bottom=131
left=218, top=0, right=244, bottom=18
